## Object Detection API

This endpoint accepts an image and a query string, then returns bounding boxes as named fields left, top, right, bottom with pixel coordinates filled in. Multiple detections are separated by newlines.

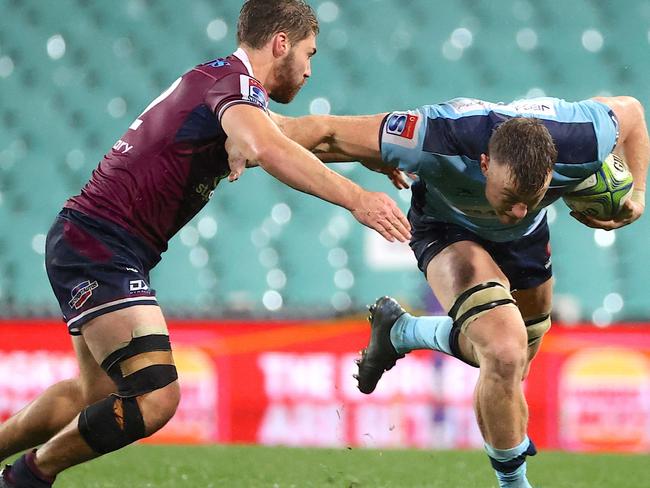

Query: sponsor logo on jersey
left=112, top=139, right=133, bottom=154
left=205, top=58, right=230, bottom=68
left=509, top=101, right=556, bottom=116
left=69, top=280, right=98, bottom=310
left=195, top=176, right=223, bottom=203
left=449, top=99, right=502, bottom=113
left=386, top=113, right=418, bottom=139
left=449, top=98, right=557, bottom=116
left=129, top=279, right=149, bottom=292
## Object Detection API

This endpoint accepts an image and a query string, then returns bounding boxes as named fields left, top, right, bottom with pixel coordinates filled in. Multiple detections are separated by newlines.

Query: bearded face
left=269, top=50, right=305, bottom=104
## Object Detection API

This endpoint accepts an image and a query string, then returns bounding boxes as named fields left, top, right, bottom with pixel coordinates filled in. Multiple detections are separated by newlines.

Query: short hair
left=237, top=0, right=319, bottom=49
left=488, top=117, right=557, bottom=196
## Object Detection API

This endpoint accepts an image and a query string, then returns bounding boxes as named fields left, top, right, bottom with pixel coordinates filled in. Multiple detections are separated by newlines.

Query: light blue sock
left=485, top=436, right=535, bottom=488
left=389, top=313, right=453, bottom=355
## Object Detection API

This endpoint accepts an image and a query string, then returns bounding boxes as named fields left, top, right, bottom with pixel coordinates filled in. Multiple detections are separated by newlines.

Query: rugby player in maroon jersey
left=0, top=1, right=410, bottom=486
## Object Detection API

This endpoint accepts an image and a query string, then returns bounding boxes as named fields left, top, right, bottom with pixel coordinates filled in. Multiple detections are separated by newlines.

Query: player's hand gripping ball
left=563, top=153, right=634, bottom=220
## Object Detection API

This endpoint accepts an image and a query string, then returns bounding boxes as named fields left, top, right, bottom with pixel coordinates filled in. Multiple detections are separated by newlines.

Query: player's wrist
left=345, top=185, right=366, bottom=211
left=631, top=188, right=646, bottom=207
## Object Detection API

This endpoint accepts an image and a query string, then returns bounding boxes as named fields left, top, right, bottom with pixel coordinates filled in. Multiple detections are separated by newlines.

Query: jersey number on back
left=129, top=77, right=182, bottom=130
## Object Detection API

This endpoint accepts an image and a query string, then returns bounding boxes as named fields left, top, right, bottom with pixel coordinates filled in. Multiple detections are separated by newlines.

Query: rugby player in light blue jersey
left=246, top=96, right=649, bottom=488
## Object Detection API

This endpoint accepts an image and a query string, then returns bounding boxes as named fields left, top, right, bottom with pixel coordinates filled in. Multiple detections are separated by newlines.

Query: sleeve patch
left=382, top=111, right=422, bottom=150
left=239, top=75, right=268, bottom=109
left=385, top=113, right=419, bottom=139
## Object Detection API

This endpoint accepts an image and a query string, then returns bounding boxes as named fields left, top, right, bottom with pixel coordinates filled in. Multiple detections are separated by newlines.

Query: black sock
left=8, top=450, right=55, bottom=488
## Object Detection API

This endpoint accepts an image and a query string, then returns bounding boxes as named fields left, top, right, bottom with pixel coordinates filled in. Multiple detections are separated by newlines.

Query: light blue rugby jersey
left=380, top=97, right=619, bottom=242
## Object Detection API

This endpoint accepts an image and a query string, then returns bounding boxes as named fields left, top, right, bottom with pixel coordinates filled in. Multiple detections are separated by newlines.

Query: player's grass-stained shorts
left=45, top=208, right=160, bottom=335
left=408, top=207, right=552, bottom=291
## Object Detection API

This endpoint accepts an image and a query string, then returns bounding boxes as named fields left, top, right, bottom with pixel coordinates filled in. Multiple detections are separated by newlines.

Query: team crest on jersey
left=69, top=280, right=98, bottom=310
left=240, top=75, right=268, bottom=109
left=386, top=113, right=419, bottom=139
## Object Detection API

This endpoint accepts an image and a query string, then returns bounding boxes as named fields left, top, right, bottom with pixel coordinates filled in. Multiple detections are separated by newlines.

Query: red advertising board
left=525, top=326, right=650, bottom=452
left=2, top=320, right=650, bottom=451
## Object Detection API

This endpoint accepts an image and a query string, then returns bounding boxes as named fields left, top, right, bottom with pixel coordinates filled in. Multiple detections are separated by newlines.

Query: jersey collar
left=233, top=48, right=255, bottom=77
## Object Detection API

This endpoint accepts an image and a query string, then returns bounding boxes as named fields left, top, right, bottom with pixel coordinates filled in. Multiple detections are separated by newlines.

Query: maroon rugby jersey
left=65, top=49, right=269, bottom=256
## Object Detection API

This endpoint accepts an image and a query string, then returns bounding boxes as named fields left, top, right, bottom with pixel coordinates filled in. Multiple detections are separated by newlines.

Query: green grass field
left=46, top=445, right=647, bottom=488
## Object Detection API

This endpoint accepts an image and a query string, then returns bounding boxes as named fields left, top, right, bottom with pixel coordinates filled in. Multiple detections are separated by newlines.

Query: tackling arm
left=271, top=112, right=409, bottom=188
left=220, top=104, right=410, bottom=242
left=271, top=112, right=388, bottom=163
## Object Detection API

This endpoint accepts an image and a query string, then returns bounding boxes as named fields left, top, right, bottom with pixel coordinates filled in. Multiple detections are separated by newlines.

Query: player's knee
left=481, top=340, right=528, bottom=382
left=447, top=280, right=519, bottom=368
left=78, top=394, right=145, bottom=454
left=78, top=330, right=178, bottom=454
left=140, top=380, right=181, bottom=435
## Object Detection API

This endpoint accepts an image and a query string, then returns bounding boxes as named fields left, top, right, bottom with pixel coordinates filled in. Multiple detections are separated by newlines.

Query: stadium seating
left=1, top=0, right=649, bottom=322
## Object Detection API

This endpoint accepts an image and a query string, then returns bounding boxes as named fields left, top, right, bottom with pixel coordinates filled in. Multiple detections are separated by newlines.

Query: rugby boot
left=354, top=296, right=406, bottom=394
left=0, top=452, right=53, bottom=488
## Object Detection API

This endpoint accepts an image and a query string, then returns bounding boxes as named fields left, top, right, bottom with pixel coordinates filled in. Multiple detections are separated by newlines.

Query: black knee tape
left=118, top=364, right=178, bottom=397
left=101, top=334, right=178, bottom=397
left=78, top=395, right=145, bottom=454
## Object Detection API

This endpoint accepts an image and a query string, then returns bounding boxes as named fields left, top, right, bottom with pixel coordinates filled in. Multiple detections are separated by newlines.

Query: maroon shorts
left=45, top=209, right=160, bottom=335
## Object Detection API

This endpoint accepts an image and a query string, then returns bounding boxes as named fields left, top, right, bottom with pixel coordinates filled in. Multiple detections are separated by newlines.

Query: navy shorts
left=408, top=208, right=552, bottom=291
left=45, top=208, right=160, bottom=335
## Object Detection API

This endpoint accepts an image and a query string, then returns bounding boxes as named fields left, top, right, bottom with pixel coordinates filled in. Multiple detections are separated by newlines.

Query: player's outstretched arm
left=575, top=96, right=650, bottom=230
left=221, top=104, right=410, bottom=242
left=271, top=112, right=410, bottom=188
left=272, top=112, right=387, bottom=163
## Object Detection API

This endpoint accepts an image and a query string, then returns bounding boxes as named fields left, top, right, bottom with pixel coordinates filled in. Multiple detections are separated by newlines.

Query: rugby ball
left=562, top=153, right=634, bottom=220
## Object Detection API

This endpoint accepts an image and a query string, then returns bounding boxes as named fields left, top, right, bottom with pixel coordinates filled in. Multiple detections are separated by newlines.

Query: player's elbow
left=609, top=96, right=645, bottom=123
left=233, top=133, right=277, bottom=165
left=625, top=96, right=646, bottom=122
left=618, top=97, right=648, bottom=139
left=304, top=118, right=337, bottom=154
left=311, top=115, right=336, bottom=144
left=253, top=139, right=289, bottom=172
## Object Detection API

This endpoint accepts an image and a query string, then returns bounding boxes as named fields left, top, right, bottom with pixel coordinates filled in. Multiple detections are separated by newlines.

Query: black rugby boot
left=355, top=296, right=407, bottom=394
